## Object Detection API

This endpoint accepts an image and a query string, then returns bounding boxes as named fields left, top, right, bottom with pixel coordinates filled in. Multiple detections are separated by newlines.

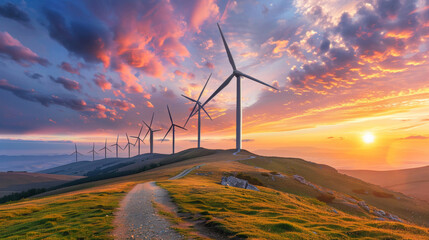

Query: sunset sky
left=1, top=0, right=429, bottom=170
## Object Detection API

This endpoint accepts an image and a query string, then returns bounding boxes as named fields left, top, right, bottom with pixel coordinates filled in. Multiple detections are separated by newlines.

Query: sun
left=362, top=132, right=375, bottom=144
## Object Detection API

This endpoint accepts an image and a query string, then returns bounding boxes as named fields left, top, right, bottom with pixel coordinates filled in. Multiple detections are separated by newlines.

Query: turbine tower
left=111, top=134, right=122, bottom=158
left=162, top=105, right=187, bottom=154
left=182, top=73, right=213, bottom=148
left=130, top=125, right=145, bottom=156
left=201, top=23, right=278, bottom=152
left=70, top=143, right=83, bottom=162
left=123, top=133, right=135, bottom=158
left=88, top=142, right=98, bottom=161
left=142, top=113, right=161, bottom=154
left=99, top=138, right=111, bottom=159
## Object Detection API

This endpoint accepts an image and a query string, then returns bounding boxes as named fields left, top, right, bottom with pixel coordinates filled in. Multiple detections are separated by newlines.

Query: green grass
left=0, top=182, right=133, bottom=239
left=1, top=149, right=429, bottom=239
left=159, top=173, right=429, bottom=239
left=241, top=156, right=429, bottom=226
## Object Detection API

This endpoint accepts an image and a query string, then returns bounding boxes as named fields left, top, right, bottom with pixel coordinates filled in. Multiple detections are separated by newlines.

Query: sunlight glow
left=362, top=132, right=375, bottom=144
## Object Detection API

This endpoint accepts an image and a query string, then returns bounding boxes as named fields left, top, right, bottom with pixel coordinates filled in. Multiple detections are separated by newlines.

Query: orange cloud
left=189, top=0, right=219, bottom=33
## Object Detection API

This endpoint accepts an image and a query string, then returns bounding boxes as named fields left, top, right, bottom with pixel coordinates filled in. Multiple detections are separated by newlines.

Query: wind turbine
left=123, top=133, right=135, bottom=158
left=111, top=134, right=122, bottom=158
left=182, top=73, right=213, bottom=148
left=200, top=23, right=278, bottom=152
left=88, top=142, right=98, bottom=161
left=99, top=138, right=111, bottom=159
left=142, top=113, right=161, bottom=154
left=130, top=125, right=145, bottom=156
left=70, top=143, right=83, bottom=162
left=162, top=105, right=187, bottom=154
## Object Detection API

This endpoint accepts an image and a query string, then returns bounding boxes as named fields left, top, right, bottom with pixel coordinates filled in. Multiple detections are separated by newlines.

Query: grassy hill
left=0, top=172, right=83, bottom=198
left=1, top=149, right=428, bottom=239
left=340, top=166, right=429, bottom=202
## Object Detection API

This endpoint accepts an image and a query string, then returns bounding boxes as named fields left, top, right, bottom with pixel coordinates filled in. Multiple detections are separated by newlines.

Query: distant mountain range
left=340, top=165, right=429, bottom=202
left=0, top=154, right=93, bottom=172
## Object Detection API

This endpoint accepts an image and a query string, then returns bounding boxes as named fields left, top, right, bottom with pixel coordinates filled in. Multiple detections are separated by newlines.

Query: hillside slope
left=1, top=149, right=428, bottom=239
left=0, top=172, right=83, bottom=197
left=340, top=166, right=429, bottom=202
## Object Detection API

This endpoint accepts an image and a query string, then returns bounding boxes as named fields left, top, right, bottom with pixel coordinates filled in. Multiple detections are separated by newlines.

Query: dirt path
left=113, top=181, right=183, bottom=240
left=169, top=165, right=204, bottom=180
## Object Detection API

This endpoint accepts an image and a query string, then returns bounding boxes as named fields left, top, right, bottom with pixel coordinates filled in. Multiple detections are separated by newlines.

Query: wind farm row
left=70, top=23, right=278, bottom=162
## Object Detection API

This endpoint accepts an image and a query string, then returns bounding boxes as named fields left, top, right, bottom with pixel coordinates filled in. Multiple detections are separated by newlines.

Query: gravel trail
left=113, top=181, right=183, bottom=240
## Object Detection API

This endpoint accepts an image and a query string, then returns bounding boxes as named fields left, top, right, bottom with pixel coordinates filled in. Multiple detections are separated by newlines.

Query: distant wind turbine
left=88, top=142, right=98, bottom=161
left=123, top=133, right=135, bottom=158
left=142, top=113, right=161, bottom=154
left=111, top=134, right=122, bottom=158
left=130, top=125, right=145, bottom=156
left=201, top=23, right=278, bottom=152
left=99, top=138, right=111, bottom=159
left=70, top=143, right=83, bottom=162
left=182, top=73, right=213, bottom=148
left=162, top=105, right=187, bottom=154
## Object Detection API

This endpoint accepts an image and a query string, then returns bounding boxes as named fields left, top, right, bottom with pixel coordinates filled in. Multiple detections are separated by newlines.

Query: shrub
left=236, top=173, right=263, bottom=186
left=372, top=191, right=394, bottom=198
left=316, top=193, right=335, bottom=203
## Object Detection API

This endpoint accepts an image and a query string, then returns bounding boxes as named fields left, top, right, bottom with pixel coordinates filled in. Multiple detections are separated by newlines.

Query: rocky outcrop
left=358, top=201, right=370, bottom=212
left=221, top=176, right=259, bottom=191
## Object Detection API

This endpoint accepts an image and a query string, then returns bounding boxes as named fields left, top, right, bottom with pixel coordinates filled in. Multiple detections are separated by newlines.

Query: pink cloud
left=0, top=31, right=49, bottom=66
left=93, top=73, right=112, bottom=91
left=189, top=0, right=219, bottom=33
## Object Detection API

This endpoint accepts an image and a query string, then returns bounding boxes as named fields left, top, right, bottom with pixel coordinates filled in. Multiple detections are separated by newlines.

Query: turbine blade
left=138, top=125, right=143, bottom=137
left=167, top=105, right=173, bottom=124
left=217, top=23, right=236, bottom=70
left=107, top=148, right=112, bottom=152
left=175, top=124, right=187, bottom=130
left=182, top=94, right=197, bottom=102
left=184, top=103, right=197, bottom=127
left=197, top=73, right=212, bottom=102
left=162, top=125, right=173, bottom=142
left=116, top=134, right=119, bottom=144
left=239, top=72, right=278, bottom=91
left=150, top=112, right=154, bottom=128
left=142, top=128, right=150, bottom=142
left=153, top=129, right=162, bottom=132
left=126, top=133, right=130, bottom=143
left=200, top=105, right=213, bottom=120
left=142, top=120, right=150, bottom=129
left=201, top=73, right=234, bottom=108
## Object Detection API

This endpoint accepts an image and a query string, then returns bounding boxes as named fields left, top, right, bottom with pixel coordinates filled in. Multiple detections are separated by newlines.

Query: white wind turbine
left=88, top=142, right=98, bottom=161
left=201, top=23, right=278, bottom=152
left=99, top=138, right=111, bottom=159
left=70, top=143, right=83, bottom=162
left=130, top=125, right=145, bottom=156
left=162, top=105, right=187, bottom=154
left=123, top=133, right=135, bottom=158
left=182, top=73, right=213, bottom=148
left=111, top=134, right=122, bottom=158
left=142, top=113, right=161, bottom=154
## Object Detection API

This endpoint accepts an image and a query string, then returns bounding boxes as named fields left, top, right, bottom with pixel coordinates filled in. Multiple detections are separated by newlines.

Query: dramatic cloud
left=43, top=9, right=111, bottom=66
left=188, top=0, right=219, bottom=33
left=102, top=98, right=135, bottom=111
left=174, top=70, right=195, bottom=80
left=50, top=76, right=81, bottom=92
left=24, top=72, right=43, bottom=80
left=59, top=62, right=80, bottom=75
left=0, top=3, right=31, bottom=27
left=93, top=73, right=112, bottom=91
left=287, top=0, right=427, bottom=94
left=399, top=135, right=428, bottom=140
left=0, top=79, right=87, bottom=111
left=0, top=32, right=49, bottom=66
